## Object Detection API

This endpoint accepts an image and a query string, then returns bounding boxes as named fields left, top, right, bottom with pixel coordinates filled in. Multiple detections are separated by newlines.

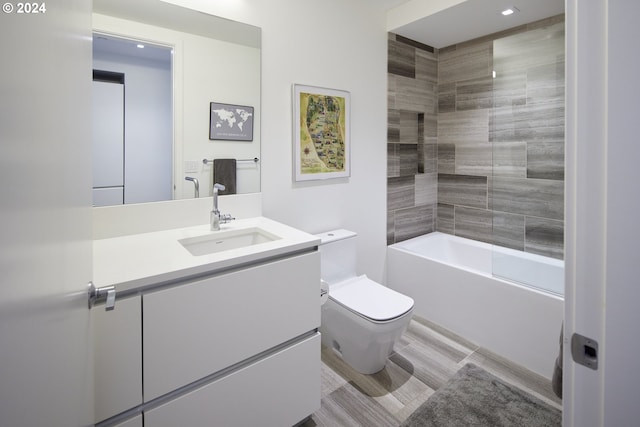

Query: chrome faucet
left=185, top=176, right=199, bottom=198
left=211, top=183, right=234, bottom=231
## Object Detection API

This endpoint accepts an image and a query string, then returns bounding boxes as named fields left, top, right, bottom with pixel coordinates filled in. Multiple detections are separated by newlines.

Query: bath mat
left=400, top=363, right=561, bottom=427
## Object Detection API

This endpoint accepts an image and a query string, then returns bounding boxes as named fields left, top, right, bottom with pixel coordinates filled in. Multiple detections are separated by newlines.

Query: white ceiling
left=379, top=0, right=564, bottom=48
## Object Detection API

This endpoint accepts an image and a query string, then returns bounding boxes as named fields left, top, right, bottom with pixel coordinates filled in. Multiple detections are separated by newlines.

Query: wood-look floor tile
left=390, top=341, right=460, bottom=390
left=315, top=381, right=400, bottom=427
left=402, top=316, right=477, bottom=359
left=309, top=317, right=562, bottom=426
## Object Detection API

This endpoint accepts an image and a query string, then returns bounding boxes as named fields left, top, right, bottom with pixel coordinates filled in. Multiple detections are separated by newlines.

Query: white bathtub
left=387, top=232, right=563, bottom=379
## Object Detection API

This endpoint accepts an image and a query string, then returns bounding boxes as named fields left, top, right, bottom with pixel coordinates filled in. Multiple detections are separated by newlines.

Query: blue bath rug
left=400, top=363, right=561, bottom=427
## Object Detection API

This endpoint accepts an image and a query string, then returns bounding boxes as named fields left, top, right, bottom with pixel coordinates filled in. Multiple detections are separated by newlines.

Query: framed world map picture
left=209, top=102, right=254, bottom=141
left=293, top=84, right=350, bottom=182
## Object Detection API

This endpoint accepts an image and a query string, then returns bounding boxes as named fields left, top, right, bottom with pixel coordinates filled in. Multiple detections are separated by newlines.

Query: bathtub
left=387, top=232, right=563, bottom=379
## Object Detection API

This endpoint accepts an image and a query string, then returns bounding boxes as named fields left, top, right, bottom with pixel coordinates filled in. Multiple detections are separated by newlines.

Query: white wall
left=162, top=0, right=390, bottom=282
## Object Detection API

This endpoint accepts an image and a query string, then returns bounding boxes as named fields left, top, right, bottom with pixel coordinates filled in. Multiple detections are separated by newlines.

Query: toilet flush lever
left=88, top=282, right=116, bottom=311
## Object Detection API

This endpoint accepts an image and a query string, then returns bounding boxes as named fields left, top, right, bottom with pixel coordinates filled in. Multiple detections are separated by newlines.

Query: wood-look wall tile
left=455, top=142, right=492, bottom=176
left=492, top=141, right=527, bottom=178
left=437, top=143, right=455, bottom=174
left=525, top=217, right=564, bottom=259
left=454, top=206, right=493, bottom=243
left=493, top=102, right=564, bottom=143
left=419, top=143, right=437, bottom=174
left=388, top=176, right=415, bottom=211
left=394, top=205, right=435, bottom=242
left=491, top=177, right=564, bottom=220
left=490, top=105, right=520, bottom=142
left=387, top=18, right=565, bottom=253
left=492, top=211, right=525, bottom=250
left=527, top=61, right=565, bottom=106
left=438, top=82, right=456, bottom=114
left=400, top=111, right=419, bottom=143
left=415, top=173, right=437, bottom=206
left=527, top=140, right=564, bottom=180
left=493, top=21, right=564, bottom=74
left=424, top=114, right=437, bottom=138
left=516, top=101, right=564, bottom=142
left=388, top=74, right=397, bottom=109
left=456, top=76, right=493, bottom=111
left=436, top=203, right=455, bottom=234
left=388, top=38, right=415, bottom=78
left=438, top=110, right=489, bottom=144
left=418, top=113, right=425, bottom=145
left=438, top=41, right=492, bottom=85
left=395, top=75, right=432, bottom=113
left=416, top=50, right=438, bottom=83
left=399, top=144, right=418, bottom=176
left=387, top=144, right=399, bottom=178
left=492, top=71, right=527, bottom=108
left=387, top=108, right=400, bottom=143
left=438, top=174, right=488, bottom=209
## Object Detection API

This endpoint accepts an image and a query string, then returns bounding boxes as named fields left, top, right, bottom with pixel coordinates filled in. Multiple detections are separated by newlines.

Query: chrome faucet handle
left=219, top=213, right=235, bottom=224
left=213, top=183, right=226, bottom=192
left=185, top=176, right=200, bottom=198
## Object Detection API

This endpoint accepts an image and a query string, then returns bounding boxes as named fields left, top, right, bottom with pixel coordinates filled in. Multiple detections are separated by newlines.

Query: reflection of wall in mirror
left=93, top=44, right=173, bottom=205
left=93, top=13, right=261, bottom=201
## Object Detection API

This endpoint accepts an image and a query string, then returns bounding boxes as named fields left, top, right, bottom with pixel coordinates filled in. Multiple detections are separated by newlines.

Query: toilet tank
left=316, top=229, right=357, bottom=285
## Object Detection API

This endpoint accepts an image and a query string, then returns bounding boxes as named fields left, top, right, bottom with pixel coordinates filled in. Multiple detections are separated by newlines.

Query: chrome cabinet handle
left=88, top=282, right=116, bottom=311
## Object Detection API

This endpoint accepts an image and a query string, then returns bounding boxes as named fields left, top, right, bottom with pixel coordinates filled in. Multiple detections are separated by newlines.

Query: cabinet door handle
left=88, top=282, right=117, bottom=311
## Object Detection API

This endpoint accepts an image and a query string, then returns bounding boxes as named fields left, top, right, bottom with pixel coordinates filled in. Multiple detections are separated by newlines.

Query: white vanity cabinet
left=144, top=334, right=320, bottom=427
left=93, top=296, right=142, bottom=424
left=142, top=251, right=320, bottom=401
left=93, top=218, right=321, bottom=426
left=110, top=415, right=143, bottom=427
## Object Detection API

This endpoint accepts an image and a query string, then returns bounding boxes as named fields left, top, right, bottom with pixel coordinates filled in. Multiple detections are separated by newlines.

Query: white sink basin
left=179, top=227, right=281, bottom=256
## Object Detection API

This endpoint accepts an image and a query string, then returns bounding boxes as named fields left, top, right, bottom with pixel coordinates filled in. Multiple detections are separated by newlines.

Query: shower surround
left=387, top=15, right=565, bottom=260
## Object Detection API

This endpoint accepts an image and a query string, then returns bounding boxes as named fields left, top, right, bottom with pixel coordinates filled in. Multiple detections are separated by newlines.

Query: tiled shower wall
left=387, top=15, right=565, bottom=260
left=387, top=34, right=438, bottom=243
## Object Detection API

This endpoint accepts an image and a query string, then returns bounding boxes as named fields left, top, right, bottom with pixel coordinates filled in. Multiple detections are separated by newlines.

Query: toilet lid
left=329, top=275, right=414, bottom=322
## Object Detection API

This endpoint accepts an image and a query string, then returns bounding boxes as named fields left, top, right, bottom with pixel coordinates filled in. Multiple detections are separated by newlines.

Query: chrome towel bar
left=202, top=157, right=259, bottom=165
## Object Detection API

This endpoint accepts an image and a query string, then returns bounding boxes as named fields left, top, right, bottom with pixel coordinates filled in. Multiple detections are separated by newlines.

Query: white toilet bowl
left=317, top=230, right=414, bottom=374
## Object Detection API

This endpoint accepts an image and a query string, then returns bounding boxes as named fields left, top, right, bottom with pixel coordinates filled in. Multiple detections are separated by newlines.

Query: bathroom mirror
left=92, top=0, right=261, bottom=205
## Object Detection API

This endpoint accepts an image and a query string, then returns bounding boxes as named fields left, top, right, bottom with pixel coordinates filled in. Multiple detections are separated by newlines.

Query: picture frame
left=209, top=102, right=254, bottom=141
left=293, top=84, right=350, bottom=182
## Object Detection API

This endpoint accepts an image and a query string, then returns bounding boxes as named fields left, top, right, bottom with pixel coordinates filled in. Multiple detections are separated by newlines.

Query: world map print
left=298, top=92, right=346, bottom=174
left=209, top=102, right=254, bottom=141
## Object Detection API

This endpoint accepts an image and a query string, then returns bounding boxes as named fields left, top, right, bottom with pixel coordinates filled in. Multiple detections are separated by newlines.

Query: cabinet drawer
left=93, top=296, right=142, bottom=423
left=144, top=333, right=320, bottom=427
left=143, top=251, right=320, bottom=401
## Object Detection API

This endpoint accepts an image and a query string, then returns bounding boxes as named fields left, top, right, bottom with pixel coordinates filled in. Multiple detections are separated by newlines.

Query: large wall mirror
left=92, top=0, right=261, bottom=206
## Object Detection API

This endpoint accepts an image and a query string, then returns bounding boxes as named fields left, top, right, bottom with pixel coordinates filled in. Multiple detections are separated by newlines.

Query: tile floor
left=301, top=316, right=562, bottom=427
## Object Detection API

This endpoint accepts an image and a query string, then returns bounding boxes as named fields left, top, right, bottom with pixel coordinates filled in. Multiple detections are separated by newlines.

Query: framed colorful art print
left=293, top=84, right=350, bottom=182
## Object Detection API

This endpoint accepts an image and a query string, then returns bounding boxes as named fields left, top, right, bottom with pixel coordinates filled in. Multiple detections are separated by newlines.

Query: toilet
left=317, top=229, right=414, bottom=374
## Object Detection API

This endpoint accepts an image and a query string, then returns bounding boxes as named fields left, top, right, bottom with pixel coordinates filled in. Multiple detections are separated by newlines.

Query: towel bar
left=202, top=157, right=259, bottom=165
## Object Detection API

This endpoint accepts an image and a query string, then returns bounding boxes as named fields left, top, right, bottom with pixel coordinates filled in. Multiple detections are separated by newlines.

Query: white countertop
left=93, top=216, right=320, bottom=293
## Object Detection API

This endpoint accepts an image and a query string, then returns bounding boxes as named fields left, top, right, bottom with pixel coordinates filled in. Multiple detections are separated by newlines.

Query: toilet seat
left=329, top=275, right=414, bottom=322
